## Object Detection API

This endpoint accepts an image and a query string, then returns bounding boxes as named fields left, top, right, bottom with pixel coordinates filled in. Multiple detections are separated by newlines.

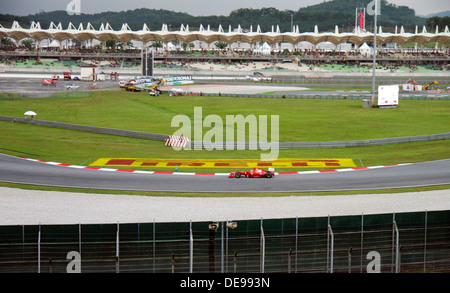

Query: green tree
left=106, top=39, right=119, bottom=48
left=21, top=39, right=34, bottom=49
left=1, top=37, right=13, bottom=48
left=214, top=41, right=228, bottom=50
left=426, top=16, right=450, bottom=31
left=150, top=40, right=163, bottom=49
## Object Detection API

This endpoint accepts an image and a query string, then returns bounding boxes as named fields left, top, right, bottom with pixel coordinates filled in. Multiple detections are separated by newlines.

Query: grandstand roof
left=1, top=21, right=449, bottom=46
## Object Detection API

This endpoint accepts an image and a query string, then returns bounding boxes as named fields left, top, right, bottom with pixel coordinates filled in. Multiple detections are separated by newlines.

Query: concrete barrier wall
left=0, top=115, right=168, bottom=141
left=202, top=92, right=450, bottom=100
left=1, top=115, right=448, bottom=149
left=190, top=132, right=450, bottom=149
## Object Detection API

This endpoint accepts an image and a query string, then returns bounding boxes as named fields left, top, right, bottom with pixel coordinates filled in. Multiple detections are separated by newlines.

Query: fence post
left=220, top=222, right=223, bottom=273
left=360, top=214, right=364, bottom=273
left=295, top=217, right=298, bottom=273
left=116, top=222, right=120, bottom=273
left=348, top=247, right=352, bottom=273
left=22, top=225, right=25, bottom=261
left=208, top=222, right=216, bottom=273
left=189, top=221, right=193, bottom=273
left=424, top=210, right=428, bottom=273
left=234, top=251, right=237, bottom=273
left=38, top=224, right=41, bottom=273
left=225, top=220, right=229, bottom=273
left=328, top=224, right=334, bottom=273
left=288, top=249, right=293, bottom=273
left=172, top=253, right=175, bottom=273
left=327, top=216, right=329, bottom=272
left=153, top=220, right=156, bottom=273
left=260, top=218, right=265, bottom=273
left=391, top=213, right=396, bottom=273
left=78, top=223, right=82, bottom=258
left=393, top=220, right=400, bottom=273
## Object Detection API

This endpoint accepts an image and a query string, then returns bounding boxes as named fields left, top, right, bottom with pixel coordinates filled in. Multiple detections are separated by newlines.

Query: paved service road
left=0, top=154, right=449, bottom=193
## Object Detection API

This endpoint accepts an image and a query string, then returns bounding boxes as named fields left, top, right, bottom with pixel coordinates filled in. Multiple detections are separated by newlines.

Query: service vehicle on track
left=42, top=78, right=57, bottom=86
left=66, top=84, right=80, bottom=90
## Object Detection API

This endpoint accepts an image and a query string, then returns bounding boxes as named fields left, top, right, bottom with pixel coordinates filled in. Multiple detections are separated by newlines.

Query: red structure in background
left=355, top=7, right=366, bottom=31
left=359, top=12, right=365, bottom=30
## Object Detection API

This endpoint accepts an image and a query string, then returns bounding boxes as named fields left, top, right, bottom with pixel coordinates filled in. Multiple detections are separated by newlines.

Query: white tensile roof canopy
left=1, top=21, right=449, bottom=47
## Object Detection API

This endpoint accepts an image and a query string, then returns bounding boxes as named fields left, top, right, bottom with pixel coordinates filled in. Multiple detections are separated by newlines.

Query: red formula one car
left=229, top=168, right=275, bottom=178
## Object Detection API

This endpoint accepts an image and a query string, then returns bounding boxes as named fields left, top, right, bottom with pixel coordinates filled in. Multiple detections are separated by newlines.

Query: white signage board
left=378, top=85, right=399, bottom=107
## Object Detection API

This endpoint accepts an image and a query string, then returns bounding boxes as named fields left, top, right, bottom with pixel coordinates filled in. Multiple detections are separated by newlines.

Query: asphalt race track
left=0, top=154, right=449, bottom=193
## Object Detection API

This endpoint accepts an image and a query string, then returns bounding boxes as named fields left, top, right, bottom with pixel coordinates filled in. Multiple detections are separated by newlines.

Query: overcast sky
left=1, top=0, right=449, bottom=17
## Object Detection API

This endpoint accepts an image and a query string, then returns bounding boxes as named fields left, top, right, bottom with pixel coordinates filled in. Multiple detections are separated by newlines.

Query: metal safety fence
left=0, top=210, right=449, bottom=273
left=0, top=90, right=92, bottom=99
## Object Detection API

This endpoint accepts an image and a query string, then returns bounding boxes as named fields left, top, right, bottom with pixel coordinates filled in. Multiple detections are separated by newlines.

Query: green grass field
left=1, top=90, right=449, bottom=142
left=0, top=90, right=449, bottom=175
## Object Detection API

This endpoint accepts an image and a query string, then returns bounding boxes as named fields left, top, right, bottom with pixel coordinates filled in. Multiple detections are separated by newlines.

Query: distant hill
left=0, top=0, right=441, bottom=33
left=419, top=11, right=450, bottom=18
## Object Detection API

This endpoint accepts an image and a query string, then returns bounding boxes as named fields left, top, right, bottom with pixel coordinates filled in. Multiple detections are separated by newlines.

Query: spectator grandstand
left=0, top=21, right=448, bottom=74
left=1, top=45, right=447, bottom=74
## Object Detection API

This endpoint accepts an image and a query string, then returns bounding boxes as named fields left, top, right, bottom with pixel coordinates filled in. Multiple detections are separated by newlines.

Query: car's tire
left=234, top=173, right=241, bottom=178
left=265, top=173, right=272, bottom=178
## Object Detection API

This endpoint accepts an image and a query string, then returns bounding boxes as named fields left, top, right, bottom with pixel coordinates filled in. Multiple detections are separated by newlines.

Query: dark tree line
left=425, top=16, right=450, bottom=31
